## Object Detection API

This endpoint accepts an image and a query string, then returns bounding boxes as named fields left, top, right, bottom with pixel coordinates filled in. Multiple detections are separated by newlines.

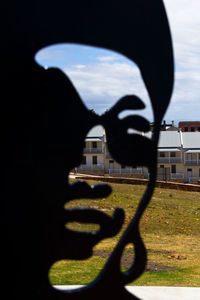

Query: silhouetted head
left=2, top=0, right=174, bottom=299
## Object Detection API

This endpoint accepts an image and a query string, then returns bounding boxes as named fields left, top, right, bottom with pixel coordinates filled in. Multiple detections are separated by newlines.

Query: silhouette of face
left=36, top=39, right=172, bottom=295
left=3, top=0, right=174, bottom=298
left=63, top=69, right=157, bottom=261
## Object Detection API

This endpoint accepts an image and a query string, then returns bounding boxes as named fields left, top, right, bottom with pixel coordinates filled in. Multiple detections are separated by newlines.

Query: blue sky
left=35, top=0, right=200, bottom=125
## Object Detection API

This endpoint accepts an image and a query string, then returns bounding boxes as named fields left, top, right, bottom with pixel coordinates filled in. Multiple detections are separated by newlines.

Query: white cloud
left=163, top=0, right=200, bottom=121
left=63, top=1, right=200, bottom=122
left=64, top=61, right=153, bottom=120
left=74, top=64, right=86, bottom=69
left=97, top=55, right=120, bottom=62
left=36, top=1, right=200, bottom=123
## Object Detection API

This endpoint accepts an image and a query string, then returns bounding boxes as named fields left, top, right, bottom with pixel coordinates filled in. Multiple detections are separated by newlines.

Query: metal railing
left=78, top=164, right=104, bottom=170
left=187, top=176, right=199, bottom=183
left=83, top=148, right=103, bottom=154
left=170, top=173, right=184, bottom=179
left=108, top=168, right=143, bottom=174
left=184, top=160, right=200, bottom=166
left=157, top=157, right=182, bottom=163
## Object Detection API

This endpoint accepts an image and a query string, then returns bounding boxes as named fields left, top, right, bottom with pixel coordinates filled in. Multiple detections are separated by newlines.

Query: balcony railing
left=78, top=164, right=104, bottom=170
left=187, top=176, right=199, bottom=183
left=184, top=160, right=200, bottom=166
left=83, top=148, right=103, bottom=154
left=157, top=157, right=182, bottom=163
left=108, top=168, right=143, bottom=174
left=170, top=173, right=184, bottom=179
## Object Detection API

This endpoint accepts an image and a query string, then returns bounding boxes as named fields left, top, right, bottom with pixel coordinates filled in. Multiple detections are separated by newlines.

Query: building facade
left=76, top=126, right=200, bottom=183
left=179, top=121, right=200, bottom=132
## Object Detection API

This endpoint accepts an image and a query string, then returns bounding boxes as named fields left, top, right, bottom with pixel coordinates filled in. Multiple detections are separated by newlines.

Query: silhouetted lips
left=64, top=181, right=125, bottom=259
left=65, top=207, right=124, bottom=236
left=68, top=180, right=112, bottom=200
left=67, top=181, right=121, bottom=234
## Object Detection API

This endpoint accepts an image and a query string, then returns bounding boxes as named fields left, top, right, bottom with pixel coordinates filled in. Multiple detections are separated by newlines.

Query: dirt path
left=94, top=250, right=176, bottom=272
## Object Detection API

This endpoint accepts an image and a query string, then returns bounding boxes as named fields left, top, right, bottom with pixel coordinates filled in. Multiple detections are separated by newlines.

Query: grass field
left=49, top=179, right=200, bottom=286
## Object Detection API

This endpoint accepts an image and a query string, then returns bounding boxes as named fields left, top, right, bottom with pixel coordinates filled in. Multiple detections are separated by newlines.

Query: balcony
left=157, top=157, right=182, bottom=163
left=83, top=148, right=103, bottom=154
left=184, top=160, right=200, bottom=166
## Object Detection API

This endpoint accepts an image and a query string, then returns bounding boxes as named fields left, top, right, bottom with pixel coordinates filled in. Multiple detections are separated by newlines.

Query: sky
left=35, top=0, right=200, bottom=125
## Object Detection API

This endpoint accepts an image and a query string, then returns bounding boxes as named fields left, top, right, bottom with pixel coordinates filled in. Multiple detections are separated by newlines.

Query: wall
left=179, top=122, right=200, bottom=132
left=183, top=166, right=200, bottom=182
left=105, top=173, right=144, bottom=179
left=75, top=175, right=200, bottom=192
left=104, top=159, right=121, bottom=173
left=76, top=169, right=105, bottom=176
left=85, top=154, right=104, bottom=166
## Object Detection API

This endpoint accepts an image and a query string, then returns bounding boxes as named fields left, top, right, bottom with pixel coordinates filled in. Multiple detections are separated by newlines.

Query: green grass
left=49, top=257, right=106, bottom=285
left=133, top=268, right=200, bottom=287
left=49, top=179, right=200, bottom=286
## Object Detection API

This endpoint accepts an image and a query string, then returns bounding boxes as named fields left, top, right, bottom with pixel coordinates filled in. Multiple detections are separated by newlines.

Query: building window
left=121, top=165, right=126, bottom=169
left=92, top=141, right=97, bottom=148
left=159, top=152, right=165, bottom=157
left=170, top=152, right=176, bottom=157
left=184, top=127, right=188, bottom=132
left=171, top=165, right=176, bottom=173
left=191, top=127, right=195, bottom=132
left=198, top=127, right=200, bottom=132
left=160, top=165, right=164, bottom=168
left=199, top=169, right=200, bottom=177
left=82, top=156, right=86, bottom=165
left=92, top=156, right=97, bottom=165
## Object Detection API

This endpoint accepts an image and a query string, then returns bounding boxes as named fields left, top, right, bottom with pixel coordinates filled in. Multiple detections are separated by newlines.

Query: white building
left=77, top=126, right=200, bottom=183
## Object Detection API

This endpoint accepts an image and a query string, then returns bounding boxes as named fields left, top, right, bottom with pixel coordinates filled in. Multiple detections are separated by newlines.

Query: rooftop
left=86, top=125, right=105, bottom=138
left=86, top=126, right=200, bottom=150
left=182, top=132, right=200, bottom=149
left=158, top=131, right=182, bottom=148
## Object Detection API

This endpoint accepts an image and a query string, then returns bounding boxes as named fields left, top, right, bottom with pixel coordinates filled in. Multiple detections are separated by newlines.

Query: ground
left=94, top=249, right=176, bottom=272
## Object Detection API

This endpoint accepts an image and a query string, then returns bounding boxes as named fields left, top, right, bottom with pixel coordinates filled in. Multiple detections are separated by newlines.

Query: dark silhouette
left=1, top=0, right=173, bottom=299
